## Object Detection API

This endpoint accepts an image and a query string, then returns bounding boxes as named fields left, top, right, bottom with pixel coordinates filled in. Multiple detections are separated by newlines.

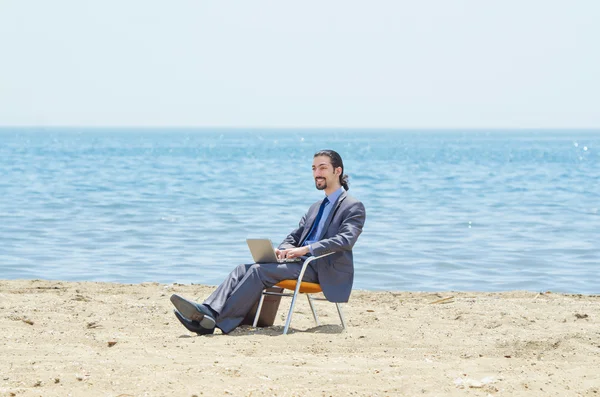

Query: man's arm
left=278, top=211, right=309, bottom=250
left=309, top=201, right=366, bottom=257
left=280, top=200, right=366, bottom=260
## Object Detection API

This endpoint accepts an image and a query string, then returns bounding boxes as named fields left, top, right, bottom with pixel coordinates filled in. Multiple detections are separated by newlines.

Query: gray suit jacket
left=278, top=190, right=366, bottom=302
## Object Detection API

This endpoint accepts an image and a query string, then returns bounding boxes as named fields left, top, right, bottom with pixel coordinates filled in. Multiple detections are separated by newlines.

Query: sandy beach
left=1, top=280, right=599, bottom=396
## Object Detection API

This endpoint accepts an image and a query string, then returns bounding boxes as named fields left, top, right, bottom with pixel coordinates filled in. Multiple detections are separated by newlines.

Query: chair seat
left=275, top=280, right=322, bottom=294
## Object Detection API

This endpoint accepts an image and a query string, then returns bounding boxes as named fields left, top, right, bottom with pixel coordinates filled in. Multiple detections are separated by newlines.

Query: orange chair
left=252, top=252, right=347, bottom=335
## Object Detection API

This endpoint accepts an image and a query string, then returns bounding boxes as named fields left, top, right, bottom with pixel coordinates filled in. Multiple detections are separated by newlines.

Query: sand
left=1, top=279, right=599, bottom=396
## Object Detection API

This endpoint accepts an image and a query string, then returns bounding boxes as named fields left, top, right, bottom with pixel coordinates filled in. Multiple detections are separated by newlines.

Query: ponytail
left=340, top=174, right=349, bottom=191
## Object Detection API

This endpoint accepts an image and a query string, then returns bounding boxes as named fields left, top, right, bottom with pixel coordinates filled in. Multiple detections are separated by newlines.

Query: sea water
left=1, top=128, right=598, bottom=293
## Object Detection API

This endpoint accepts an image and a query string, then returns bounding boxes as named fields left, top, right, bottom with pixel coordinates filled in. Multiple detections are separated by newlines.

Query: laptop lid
left=246, top=239, right=279, bottom=263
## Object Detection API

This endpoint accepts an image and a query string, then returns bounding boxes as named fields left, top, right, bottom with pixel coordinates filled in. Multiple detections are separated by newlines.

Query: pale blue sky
left=1, top=1, right=599, bottom=128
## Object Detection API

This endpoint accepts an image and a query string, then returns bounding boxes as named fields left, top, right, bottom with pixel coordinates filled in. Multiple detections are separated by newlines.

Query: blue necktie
left=304, top=197, right=329, bottom=244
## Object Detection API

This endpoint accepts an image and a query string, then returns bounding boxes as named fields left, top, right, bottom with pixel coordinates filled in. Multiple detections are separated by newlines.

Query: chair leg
left=282, top=289, right=301, bottom=335
left=306, top=295, right=320, bottom=326
left=252, top=291, right=267, bottom=327
left=335, top=303, right=346, bottom=329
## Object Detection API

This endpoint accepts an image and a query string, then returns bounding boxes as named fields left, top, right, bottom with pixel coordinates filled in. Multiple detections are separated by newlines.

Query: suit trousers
left=203, top=261, right=318, bottom=334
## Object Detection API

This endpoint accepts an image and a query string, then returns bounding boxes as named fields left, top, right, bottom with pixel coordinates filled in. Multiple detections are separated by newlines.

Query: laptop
left=246, top=239, right=301, bottom=263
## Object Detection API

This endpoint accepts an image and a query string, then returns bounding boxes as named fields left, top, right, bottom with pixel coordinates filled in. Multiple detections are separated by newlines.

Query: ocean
left=1, top=128, right=598, bottom=293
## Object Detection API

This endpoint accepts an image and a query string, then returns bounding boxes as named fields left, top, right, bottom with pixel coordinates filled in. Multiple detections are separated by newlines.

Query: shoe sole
left=173, top=310, right=215, bottom=335
left=170, top=294, right=216, bottom=329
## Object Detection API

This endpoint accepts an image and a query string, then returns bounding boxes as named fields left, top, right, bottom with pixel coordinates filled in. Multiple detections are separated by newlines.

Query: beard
left=314, top=178, right=327, bottom=190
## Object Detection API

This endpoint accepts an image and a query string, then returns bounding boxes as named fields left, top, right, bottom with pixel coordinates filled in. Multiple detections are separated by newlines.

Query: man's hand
left=277, top=246, right=310, bottom=260
left=275, top=248, right=284, bottom=260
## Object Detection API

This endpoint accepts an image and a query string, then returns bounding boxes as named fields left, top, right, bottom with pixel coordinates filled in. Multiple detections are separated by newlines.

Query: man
left=170, top=149, right=366, bottom=335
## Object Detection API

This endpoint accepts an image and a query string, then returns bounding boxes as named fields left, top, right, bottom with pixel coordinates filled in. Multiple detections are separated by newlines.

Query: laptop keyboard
left=278, top=258, right=301, bottom=263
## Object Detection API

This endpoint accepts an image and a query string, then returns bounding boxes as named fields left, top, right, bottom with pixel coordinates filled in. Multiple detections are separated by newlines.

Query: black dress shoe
left=173, top=310, right=215, bottom=335
left=170, top=294, right=216, bottom=329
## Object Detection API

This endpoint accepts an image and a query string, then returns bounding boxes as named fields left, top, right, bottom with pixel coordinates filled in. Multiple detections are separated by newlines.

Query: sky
left=1, top=1, right=599, bottom=128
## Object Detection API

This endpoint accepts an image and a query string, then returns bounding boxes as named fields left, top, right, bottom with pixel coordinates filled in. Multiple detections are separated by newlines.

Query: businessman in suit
left=170, top=149, right=366, bottom=335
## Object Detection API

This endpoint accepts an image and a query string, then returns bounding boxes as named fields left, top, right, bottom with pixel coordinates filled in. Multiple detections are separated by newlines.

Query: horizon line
left=1, top=125, right=599, bottom=131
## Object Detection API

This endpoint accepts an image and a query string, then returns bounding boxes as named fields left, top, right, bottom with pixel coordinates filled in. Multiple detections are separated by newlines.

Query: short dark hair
left=313, top=149, right=349, bottom=190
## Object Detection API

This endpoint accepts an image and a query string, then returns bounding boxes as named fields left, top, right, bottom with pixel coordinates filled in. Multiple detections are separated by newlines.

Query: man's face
left=312, top=155, right=339, bottom=191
